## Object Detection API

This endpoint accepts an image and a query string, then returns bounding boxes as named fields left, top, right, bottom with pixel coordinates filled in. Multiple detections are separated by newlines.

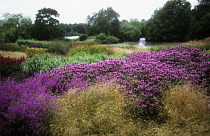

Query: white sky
left=0, top=0, right=198, bottom=24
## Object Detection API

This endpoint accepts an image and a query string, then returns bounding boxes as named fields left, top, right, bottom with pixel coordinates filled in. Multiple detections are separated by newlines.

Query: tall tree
left=0, top=13, right=32, bottom=43
left=145, top=0, right=191, bottom=42
left=120, top=19, right=144, bottom=41
left=86, top=7, right=120, bottom=37
left=188, top=0, right=210, bottom=40
left=33, top=8, right=64, bottom=40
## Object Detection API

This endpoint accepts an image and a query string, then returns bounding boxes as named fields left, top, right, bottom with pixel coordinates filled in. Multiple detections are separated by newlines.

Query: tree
left=33, top=8, right=64, bottom=40
left=86, top=7, right=120, bottom=37
left=0, top=13, right=32, bottom=43
left=145, top=0, right=191, bottom=42
left=188, top=0, right=210, bottom=40
left=120, top=19, right=145, bottom=41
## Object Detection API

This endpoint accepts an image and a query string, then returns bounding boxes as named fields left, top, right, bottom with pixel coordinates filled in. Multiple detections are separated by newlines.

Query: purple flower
left=134, top=105, right=139, bottom=108
left=129, top=98, right=135, bottom=101
left=141, top=104, right=147, bottom=108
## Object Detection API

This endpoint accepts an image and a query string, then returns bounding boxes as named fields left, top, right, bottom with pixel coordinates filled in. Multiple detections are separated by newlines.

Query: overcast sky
left=0, top=0, right=198, bottom=24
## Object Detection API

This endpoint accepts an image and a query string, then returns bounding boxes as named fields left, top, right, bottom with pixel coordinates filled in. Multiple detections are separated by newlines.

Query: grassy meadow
left=0, top=39, right=210, bottom=136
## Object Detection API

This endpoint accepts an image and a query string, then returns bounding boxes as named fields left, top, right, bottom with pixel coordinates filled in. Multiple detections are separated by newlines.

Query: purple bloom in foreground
left=141, top=104, right=147, bottom=108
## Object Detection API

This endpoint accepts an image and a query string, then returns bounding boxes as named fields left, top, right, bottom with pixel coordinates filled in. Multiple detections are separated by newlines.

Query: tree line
left=0, top=0, right=209, bottom=43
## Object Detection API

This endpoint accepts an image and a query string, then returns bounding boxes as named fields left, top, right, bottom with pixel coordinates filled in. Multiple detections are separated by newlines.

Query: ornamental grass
left=49, top=82, right=138, bottom=136
left=149, top=84, right=210, bottom=136
left=0, top=50, right=27, bottom=59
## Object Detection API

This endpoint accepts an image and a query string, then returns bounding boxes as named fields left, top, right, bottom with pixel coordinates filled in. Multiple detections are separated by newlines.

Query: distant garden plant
left=16, top=40, right=73, bottom=54
left=25, top=47, right=47, bottom=57
left=95, top=33, right=119, bottom=44
left=0, top=55, right=27, bottom=76
left=68, top=44, right=113, bottom=56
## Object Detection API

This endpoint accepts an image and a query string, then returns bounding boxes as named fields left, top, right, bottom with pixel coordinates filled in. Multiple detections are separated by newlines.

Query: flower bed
left=50, top=45, right=210, bottom=117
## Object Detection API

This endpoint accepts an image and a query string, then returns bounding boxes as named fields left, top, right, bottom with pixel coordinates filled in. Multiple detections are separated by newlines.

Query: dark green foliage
left=95, top=33, right=119, bottom=44
left=59, top=23, right=86, bottom=36
left=120, top=19, right=145, bottom=42
left=145, top=0, right=191, bottom=42
left=106, top=35, right=119, bottom=44
left=86, top=7, right=120, bottom=37
left=16, top=40, right=31, bottom=46
left=0, top=43, right=27, bottom=52
left=79, top=34, right=88, bottom=41
left=188, top=0, right=210, bottom=40
left=0, top=13, right=33, bottom=43
left=33, top=8, right=64, bottom=40
left=95, top=33, right=107, bottom=44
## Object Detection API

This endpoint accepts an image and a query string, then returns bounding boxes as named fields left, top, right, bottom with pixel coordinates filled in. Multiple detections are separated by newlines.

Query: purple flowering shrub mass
left=51, top=45, right=210, bottom=116
left=0, top=45, right=209, bottom=135
left=0, top=76, right=57, bottom=135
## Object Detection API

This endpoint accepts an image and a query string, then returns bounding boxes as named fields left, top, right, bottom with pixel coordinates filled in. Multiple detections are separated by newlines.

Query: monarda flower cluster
left=50, top=45, right=210, bottom=109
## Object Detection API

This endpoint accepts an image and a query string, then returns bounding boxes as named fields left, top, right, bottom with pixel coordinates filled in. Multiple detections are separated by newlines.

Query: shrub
left=0, top=55, right=27, bottom=76
left=95, top=33, right=119, bottom=44
left=0, top=78, right=57, bottom=136
left=95, top=33, right=107, bottom=44
left=0, top=43, right=27, bottom=52
left=49, top=82, right=137, bottom=136
left=106, top=35, right=119, bottom=44
left=16, top=40, right=31, bottom=46
left=79, top=34, right=88, bottom=41
left=25, top=47, right=47, bottom=57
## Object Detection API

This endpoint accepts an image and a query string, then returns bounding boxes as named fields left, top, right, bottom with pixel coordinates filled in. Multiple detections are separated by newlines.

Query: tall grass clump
left=42, top=41, right=73, bottom=54
left=49, top=82, right=137, bottom=136
left=152, top=84, right=210, bottom=136
left=111, top=45, right=150, bottom=54
left=21, top=55, right=66, bottom=77
left=21, top=53, right=116, bottom=77
left=184, top=37, right=210, bottom=51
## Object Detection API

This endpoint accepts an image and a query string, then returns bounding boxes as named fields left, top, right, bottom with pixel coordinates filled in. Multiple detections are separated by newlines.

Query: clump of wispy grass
left=49, top=82, right=138, bottom=136
left=184, top=37, right=210, bottom=51
left=165, top=84, right=209, bottom=125
left=0, top=50, right=27, bottom=58
left=153, top=84, right=210, bottom=136
left=112, top=46, right=150, bottom=54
